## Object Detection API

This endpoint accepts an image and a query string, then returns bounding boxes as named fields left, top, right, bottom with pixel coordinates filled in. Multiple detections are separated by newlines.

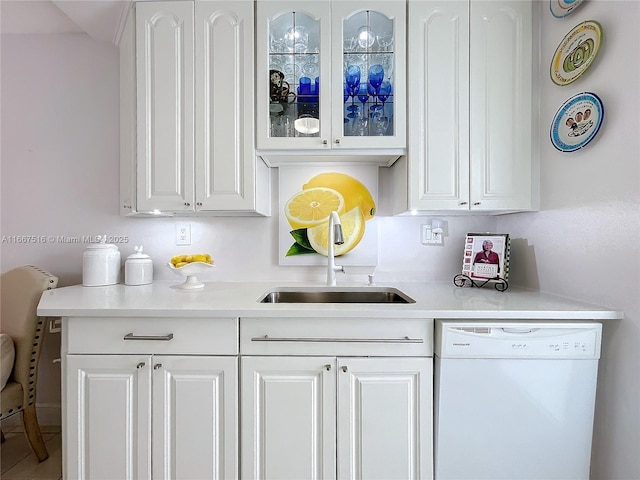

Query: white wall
left=497, top=2, right=640, bottom=479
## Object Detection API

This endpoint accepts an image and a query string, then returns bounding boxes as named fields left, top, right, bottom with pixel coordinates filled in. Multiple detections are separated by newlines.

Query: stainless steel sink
left=258, top=287, right=415, bottom=304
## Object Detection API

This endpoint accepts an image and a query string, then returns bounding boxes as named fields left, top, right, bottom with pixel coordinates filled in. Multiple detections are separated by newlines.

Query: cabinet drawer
left=240, top=317, right=433, bottom=356
left=65, top=317, right=238, bottom=355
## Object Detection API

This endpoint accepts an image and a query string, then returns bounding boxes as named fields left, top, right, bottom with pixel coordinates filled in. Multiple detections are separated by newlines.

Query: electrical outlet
left=422, top=224, right=444, bottom=245
left=176, top=223, right=191, bottom=245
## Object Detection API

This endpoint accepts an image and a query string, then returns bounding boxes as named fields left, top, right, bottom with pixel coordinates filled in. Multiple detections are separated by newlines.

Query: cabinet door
left=256, top=1, right=332, bottom=150
left=65, top=355, right=151, bottom=480
left=469, top=1, right=533, bottom=210
left=337, top=357, right=433, bottom=480
left=331, top=1, right=406, bottom=149
left=136, top=2, right=195, bottom=212
left=408, top=0, right=470, bottom=211
left=152, top=356, right=238, bottom=480
left=195, top=1, right=258, bottom=212
left=241, top=356, right=336, bottom=480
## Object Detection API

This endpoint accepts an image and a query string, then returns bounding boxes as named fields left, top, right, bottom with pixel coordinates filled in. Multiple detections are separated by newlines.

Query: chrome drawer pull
left=123, top=333, right=174, bottom=341
left=251, top=335, right=423, bottom=344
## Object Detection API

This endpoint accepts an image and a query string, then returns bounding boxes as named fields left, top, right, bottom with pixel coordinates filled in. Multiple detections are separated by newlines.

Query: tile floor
left=0, top=424, right=62, bottom=480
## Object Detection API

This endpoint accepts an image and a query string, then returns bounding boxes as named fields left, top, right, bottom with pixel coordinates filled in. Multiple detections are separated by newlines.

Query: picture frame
left=462, top=233, right=510, bottom=281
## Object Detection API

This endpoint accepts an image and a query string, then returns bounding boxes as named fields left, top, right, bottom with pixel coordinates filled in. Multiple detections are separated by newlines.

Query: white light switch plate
left=421, top=225, right=433, bottom=244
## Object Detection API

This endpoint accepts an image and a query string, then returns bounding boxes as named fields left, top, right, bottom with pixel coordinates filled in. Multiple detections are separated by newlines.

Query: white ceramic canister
left=82, top=236, right=121, bottom=286
left=125, top=245, right=153, bottom=286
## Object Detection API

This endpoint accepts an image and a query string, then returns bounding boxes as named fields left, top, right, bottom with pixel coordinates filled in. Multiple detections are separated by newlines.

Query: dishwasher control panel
left=435, top=321, right=602, bottom=359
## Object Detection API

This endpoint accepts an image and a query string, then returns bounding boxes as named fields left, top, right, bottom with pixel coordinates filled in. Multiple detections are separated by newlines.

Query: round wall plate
left=550, top=20, right=602, bottom=86
left=550, top=0, right=586, bottom=18
left=550, top=92, right=604, bottom=152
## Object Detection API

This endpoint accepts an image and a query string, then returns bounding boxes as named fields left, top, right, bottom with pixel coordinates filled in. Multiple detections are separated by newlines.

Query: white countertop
left=37, top=281, right=622, bottom=320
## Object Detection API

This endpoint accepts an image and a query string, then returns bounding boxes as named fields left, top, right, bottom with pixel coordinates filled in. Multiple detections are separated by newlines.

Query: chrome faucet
left=327, top=211, right=345, bottom=286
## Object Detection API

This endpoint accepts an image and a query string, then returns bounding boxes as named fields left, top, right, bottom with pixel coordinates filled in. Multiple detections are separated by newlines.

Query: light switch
left=421, top=224, right=433, bottom=244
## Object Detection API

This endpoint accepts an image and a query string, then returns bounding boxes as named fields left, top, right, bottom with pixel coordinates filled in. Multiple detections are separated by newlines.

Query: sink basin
left=258, top=287, right=415, bottom=304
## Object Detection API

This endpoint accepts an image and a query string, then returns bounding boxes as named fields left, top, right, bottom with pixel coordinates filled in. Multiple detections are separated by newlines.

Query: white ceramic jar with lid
left=82, top=236, right=121, bottom=286
left=125, top=245, right=153, bottom=286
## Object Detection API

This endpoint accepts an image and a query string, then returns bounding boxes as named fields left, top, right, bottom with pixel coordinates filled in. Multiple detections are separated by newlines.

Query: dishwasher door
left=434, top=321, right=602, bottom=480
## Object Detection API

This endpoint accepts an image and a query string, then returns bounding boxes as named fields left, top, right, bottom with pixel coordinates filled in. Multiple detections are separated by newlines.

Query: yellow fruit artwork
left=285, top=187, right=345, bottom=230
left=285, top=172, right=375, bottom=257
left=303, top=172, right=376, bottom=221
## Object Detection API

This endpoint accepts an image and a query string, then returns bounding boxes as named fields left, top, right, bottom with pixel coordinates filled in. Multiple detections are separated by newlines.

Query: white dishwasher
left=434, top=320, right=602, bottom=480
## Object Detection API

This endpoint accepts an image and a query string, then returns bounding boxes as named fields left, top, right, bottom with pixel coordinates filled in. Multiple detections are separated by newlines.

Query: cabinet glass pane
left=268, top=12, right=320, bottom=138
left=343, top=11, right=394, bottom=137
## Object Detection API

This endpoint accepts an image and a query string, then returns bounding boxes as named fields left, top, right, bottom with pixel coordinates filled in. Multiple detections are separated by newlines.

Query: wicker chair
left=0, top=265, right=58, bottom=461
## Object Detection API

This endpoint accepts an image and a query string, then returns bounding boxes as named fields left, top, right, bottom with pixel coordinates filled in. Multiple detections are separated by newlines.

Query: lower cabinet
left=241, top=356, right=432, bottom=479
left=65, top=354, right=237, bottom=480
left=62, top=316, right=432, bottom=479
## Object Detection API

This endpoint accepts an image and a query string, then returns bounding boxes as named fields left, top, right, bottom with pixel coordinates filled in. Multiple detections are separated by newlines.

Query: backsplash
left=1, top=171, right=496, bottom=287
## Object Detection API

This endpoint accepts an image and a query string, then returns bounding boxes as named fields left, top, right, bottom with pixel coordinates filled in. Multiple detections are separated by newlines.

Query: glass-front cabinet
left=256, top=1, right=406, bottom=154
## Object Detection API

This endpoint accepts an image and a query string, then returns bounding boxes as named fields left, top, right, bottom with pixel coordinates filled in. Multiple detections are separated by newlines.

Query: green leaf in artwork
left=290, top=229, right=313, bottom=250
left=286, top=242, right=316, bottom=256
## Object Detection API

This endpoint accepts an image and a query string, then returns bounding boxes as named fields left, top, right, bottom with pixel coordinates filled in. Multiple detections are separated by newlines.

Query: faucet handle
left=367, top=274, right=375, bottom=286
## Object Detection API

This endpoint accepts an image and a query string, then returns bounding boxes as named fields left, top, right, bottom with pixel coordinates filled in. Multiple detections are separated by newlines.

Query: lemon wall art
left=278, top=166, right=378, bottom=267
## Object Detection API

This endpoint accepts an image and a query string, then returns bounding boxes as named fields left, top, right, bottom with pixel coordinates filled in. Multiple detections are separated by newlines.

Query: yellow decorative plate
left=550, top=20, right=602, bottom=86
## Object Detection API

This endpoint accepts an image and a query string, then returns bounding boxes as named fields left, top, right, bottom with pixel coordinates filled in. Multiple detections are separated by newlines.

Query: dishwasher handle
left=501, top=327, right=535, bottom=334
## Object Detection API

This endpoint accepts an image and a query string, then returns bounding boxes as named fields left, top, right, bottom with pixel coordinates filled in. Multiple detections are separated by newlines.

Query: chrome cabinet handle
left=341, top=366, right=348, bottom=373
left=334, top=138, right=341, bottom=144
left=153, top=364, right=162, bottom=370
left=250, top=335, right=423, bottom=344
left=124, top=333, right=174, bottom=341
left=473, top=202, right=481, bottom=206
left=325, top=364, right=332, bottom=371
left=459, top=201, right=468, bottom=205
left=322, top=139, right=328, bottom=145
left=136, top=362, right=145, bottom=369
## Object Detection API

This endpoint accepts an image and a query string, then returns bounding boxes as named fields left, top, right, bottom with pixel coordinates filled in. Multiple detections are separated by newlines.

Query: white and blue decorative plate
left=550, top=0, right=586, bottom=18
left=550, top=92, right=604, bottom=152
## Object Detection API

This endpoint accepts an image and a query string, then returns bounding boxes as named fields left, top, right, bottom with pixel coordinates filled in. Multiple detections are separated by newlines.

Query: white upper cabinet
left=256, top=0, right=406, bottom=164
left=401, top=0, right=536, bottom=213
left=122, top=1, right=270, bottom=216
left=194, top=1, right=268, bottom=213
left=136, top=2, right=195, bottom=213
left=469, top=1, right=534, bottom=211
